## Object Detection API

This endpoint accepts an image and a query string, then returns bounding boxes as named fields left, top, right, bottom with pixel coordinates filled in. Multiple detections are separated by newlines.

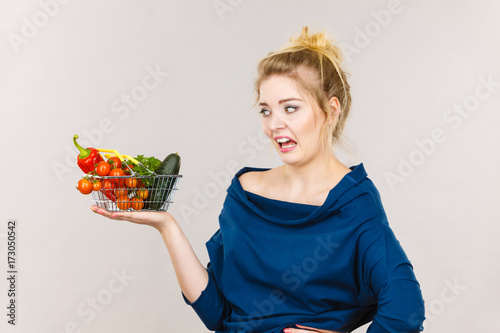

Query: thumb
left=294, top=324, right=339, bottom=333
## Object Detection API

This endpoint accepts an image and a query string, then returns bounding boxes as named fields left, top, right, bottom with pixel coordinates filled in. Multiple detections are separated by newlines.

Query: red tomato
left=77, top=179, right=93, bottom=195
left=92, top=180, right=102, bottom=191
left=109, top=168, right=125, bottom=178
left=96, top=161, right=111, bottom=176
left=115, top=188, right=128, bottom=197
left=136, top=189, right=149, bottom=200
left=126, top=177, right=138, bottom=188
left=130, top=198, right=144, bottom=210
left=107, top=157, right=122, bottom=169
left=116, top=195, right=131, bottom=210
left=123, top=164, right=135, bottom=175
left=109, top=168, right=126, bottom=187
left=102, top=179, right=115, bottom=197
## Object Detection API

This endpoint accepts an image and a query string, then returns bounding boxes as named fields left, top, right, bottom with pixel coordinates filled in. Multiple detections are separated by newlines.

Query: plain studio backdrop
left=1, top=0, right=499, bottom=332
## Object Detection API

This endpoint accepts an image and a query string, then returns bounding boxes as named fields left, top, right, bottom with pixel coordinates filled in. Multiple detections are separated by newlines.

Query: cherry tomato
left=109, top=168, right=126, bottom=187
left=136, top=189, right=149, bottom=200
left=116, top=195, right=131, bottom=210
left=130, top=198, right=144, bottom=210
left=103, top=179, right=114, bottom=190
left=136, top=178, right=144, bottom=188
left=102, top=179, right=115, bottom=197
left=126, top=177, right=138, bottom=188
left=78, top=179, right=93, bottom=195
left=96, top=161, right=111, bottom=176
left=115, top=188, right=128, bottom=197
left=123, top=164, right=135, bottom=175
left=107, top=157, right=122, bottom=169
left=92, top=180, right=102, bottom=191
left=109, top=168, right=125, bottom=178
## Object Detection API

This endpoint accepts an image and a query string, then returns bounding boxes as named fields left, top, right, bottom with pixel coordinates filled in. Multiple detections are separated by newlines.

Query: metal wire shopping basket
left=90, top=149, right=182, bottom=212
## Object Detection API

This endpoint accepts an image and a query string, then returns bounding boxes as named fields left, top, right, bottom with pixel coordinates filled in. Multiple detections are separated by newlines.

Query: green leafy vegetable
left=133, top=155, right=162, bottom=175
left=122, top=155, right=162, bottom=188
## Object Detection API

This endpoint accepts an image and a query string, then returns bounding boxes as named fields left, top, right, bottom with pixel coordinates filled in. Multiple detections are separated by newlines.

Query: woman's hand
left=284, top=324, right=341, bottom=333
left=90, top=205, right=175, bottom=233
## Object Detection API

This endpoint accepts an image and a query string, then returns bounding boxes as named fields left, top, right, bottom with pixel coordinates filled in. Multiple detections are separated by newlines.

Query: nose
left=267, top=112, right=286, bottom=131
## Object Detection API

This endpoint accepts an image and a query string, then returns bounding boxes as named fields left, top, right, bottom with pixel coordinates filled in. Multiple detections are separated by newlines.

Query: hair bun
left=292, top=27, right=326, bottom=49
left=288, top=26, right=343, bottom=64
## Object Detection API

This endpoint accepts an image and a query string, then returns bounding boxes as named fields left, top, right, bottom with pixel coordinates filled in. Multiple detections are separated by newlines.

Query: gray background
left=1, top=0, right=499, bottom=332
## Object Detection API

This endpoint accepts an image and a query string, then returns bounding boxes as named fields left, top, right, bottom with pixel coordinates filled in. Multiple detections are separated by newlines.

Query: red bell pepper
left=73, top=135, right=104, bottom=174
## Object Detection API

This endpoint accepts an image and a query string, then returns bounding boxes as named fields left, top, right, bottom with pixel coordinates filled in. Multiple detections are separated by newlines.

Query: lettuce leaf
left=133, top=155, right=162, bottom=175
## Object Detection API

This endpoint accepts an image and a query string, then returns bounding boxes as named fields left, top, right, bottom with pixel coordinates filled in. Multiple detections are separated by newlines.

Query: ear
left=328, top=96, right=341, bottom=126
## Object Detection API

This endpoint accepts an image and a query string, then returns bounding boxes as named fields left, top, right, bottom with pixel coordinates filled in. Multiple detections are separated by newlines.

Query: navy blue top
left=182, top=163, right=425, bottom=332
left=245, top=191, right=318, bottom=220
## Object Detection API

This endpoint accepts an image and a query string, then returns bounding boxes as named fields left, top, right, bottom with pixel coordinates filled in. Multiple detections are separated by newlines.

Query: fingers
left=107, top=210, right=132, bottom=220
left=295, top=324, right=320, bottom=332
left=284, top=325, right=317, bottom=333
left=90, top=205, right=129, bottom=221
left=284, top=328, right=316, bottom=333
left=288, top=325, right=340, bottom=333
left=90, top=205, right=107, bottom=216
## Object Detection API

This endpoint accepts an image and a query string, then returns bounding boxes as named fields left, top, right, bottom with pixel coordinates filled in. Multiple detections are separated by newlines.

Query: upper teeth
left=277, top=138, right=290, bottom=143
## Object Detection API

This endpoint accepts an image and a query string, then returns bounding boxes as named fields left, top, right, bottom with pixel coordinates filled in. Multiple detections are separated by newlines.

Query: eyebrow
left=259, top=98, right=303, bottom=107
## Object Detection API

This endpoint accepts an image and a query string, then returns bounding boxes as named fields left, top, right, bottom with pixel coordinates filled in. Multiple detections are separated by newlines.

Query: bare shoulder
left=238, top=168, right=278, bottom=193
left=238, top=170, right=263, bottom=193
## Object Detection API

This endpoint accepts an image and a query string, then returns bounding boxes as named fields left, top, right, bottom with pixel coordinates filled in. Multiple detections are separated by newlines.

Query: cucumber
left=148, top=153, right=181, bottom=210
left=157, top=152, right=181, bottom=175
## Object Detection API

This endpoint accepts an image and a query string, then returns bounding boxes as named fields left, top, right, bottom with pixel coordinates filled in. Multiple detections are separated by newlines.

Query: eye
left=285, top=106, right=298, bottom=113
left=259, top=109, right=271, bottom=117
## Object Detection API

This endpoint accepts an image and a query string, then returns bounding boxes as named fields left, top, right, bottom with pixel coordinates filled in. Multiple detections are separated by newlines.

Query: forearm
left=159, top=220, right=208, bottom=304
left=165, top=225, right=231, bottom=331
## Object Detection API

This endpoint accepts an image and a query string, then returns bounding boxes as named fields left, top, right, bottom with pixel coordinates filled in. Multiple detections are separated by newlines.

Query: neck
left=281, top=148, right=347, bottom=194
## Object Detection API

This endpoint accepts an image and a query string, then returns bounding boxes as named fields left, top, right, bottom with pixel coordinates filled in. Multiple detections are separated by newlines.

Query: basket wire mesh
left=91, top=174, right=182, bottom=212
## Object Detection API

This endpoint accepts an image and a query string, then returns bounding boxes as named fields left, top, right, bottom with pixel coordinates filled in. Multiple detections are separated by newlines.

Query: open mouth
left=276, top=137, right=297, bottom=150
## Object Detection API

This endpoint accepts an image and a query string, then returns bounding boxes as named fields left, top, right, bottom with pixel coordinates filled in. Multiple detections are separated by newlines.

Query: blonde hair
left=254, top=26, right=353, bottom=153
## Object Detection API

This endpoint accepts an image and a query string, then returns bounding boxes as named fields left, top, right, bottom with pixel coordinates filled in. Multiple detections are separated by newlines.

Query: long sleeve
left=181, top=261, right=232, bottom=331
left=360, top=217, right=426, bottom=332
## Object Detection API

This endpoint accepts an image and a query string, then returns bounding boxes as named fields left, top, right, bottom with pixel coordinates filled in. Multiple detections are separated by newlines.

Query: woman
left=91, top=27, right=425, bottom=333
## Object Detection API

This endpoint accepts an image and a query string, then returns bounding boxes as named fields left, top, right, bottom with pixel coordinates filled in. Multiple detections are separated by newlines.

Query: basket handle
left=96, top=148, right=132, bottom=162
left=98, top=151, right=140, bottom=166
left=97, top=149, right=156, bottom=175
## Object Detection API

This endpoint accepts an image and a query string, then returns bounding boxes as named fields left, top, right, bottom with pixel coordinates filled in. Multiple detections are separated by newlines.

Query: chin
left=278, top=152, right=303, bottom=166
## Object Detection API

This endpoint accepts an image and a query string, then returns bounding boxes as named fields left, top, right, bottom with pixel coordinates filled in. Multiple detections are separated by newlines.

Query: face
left=259, top=74, right=331, bottom=166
